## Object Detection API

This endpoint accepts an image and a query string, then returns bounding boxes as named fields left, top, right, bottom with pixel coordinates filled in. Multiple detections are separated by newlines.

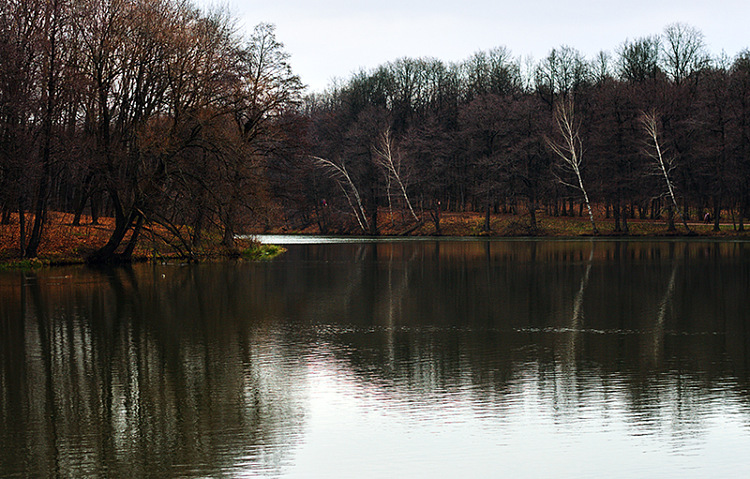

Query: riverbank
left=268, top=209, right=747, bottom=238
left=0, top=210, right=746, bottom=268
left=0, top=212, right=283, bottom=269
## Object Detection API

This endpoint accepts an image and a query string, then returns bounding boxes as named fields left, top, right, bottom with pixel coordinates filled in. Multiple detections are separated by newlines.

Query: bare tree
left=535, top=46, right=590, bottom=108
left=640, top=109, right=691, bottom=232
left=372, top=128, right=419, bottom=223
left=547, top=97, right=599, bottom=234
left=618, top=36, right=661, bottom=83
left=661, top=23, right=709, bottom=85
left=314, top=156, right=369, bottom=232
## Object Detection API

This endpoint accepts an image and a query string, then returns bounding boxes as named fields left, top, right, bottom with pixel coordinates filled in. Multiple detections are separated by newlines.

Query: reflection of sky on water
left=251, top=234, right=466, bottom=244
left=268, top=342, right=750, bottom=479
left=3, top=240, right=750, bottom=478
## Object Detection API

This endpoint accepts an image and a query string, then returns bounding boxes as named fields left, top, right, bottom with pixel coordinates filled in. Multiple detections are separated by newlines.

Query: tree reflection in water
left=1, top=240, right=750, bottom=477
left=0, top=265, right=308, bottom=477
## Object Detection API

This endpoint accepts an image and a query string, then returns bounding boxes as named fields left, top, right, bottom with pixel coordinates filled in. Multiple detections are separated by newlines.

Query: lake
left=1, top=238, right=750, bottom=478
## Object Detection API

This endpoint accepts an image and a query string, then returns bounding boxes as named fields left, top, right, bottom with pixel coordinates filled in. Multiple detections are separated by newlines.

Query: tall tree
left=640, top=109, right=691, bottom=232
left=661, top=23, right=709, bottom=85
left=535, top=46, right=590, bottom=108
left=547, top=96, right=599, bottom=234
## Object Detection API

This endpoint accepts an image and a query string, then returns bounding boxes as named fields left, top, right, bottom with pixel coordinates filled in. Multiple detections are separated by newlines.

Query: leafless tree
left=640, top=109, right=691, bottom=232
left=547, top=97, right=599, bottom=234
left=618, top=36, right=661, bottom=83
left=661, top=23, right=709, bottom=85
left=314, top=156, right=369, bottom=232
left=373, top=128, right=419, bottom=223
left=535, top=46, right=590, bottom=107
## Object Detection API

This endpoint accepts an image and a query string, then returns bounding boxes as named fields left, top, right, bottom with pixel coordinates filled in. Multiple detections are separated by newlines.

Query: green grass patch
left=0, top=257, right=47, bottom=270
left=241, top=243, right=286, bottom=261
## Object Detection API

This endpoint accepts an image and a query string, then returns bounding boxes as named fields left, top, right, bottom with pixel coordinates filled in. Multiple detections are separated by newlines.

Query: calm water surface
left=2, top=239, right=750, bottom=478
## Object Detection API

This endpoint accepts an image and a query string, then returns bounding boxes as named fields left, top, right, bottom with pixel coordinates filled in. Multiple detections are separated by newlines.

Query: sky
left=196, top=0, right=750, bottom=93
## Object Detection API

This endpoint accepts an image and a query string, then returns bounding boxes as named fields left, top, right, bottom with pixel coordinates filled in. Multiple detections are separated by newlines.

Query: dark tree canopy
left=2, top=12, right=749, bottom=254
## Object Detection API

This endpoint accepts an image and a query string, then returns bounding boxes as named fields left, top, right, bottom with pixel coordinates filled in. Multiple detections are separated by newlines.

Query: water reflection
left=0, top=266, right=309, bottom=477
left=2, top=240, right=750, bottom=477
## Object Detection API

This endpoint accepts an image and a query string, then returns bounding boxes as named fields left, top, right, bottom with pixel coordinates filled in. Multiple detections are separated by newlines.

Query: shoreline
left=1, top=211, right=747, bottom=269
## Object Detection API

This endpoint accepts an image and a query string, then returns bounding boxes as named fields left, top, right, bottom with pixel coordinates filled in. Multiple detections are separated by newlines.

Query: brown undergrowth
left=254, top=209, right=746, bottom=238
left=0, top=211, right=258, bottom=267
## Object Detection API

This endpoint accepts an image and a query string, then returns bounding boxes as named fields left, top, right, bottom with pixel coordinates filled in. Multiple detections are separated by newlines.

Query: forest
left=2, top=0, right=750, bottom=262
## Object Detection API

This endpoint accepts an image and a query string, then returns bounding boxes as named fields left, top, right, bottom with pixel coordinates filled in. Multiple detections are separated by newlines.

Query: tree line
left=3, top=5, right=750, bottom=262
left=298, top=23, right=750, bottom=236
left=0, top=0, right=303, bottom=261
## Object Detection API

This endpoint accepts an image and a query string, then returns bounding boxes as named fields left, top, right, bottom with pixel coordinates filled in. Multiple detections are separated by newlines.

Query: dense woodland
left=2, top=0, right=750, bottom=261
left=301, top=25, right=750, bottom=237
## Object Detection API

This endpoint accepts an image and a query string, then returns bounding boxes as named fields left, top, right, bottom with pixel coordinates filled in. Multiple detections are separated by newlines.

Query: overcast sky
left=196, top=0, right=750, bottom=92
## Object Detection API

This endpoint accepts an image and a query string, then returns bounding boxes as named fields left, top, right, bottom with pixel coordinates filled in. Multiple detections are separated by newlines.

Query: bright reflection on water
left=2, top=239, right=750, bottom=478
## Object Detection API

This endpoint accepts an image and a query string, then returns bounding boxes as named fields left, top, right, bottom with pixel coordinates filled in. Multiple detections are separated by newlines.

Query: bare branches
left=372, top=128, right=419, bottom=223
left=640, top=109, right=691, bottom=232
left=547, top=97, right=599, bottom=234
left=662, top=23, right=709, bottom=84
left=314, top=156, right=369, bottom=232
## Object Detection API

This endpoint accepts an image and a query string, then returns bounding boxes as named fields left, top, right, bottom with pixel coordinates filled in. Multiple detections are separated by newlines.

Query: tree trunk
left=121, top=213, right=144, bottom=259
left=72, top=172, right=94, bottom=226
left=26, top=163, right=50, bottom=258
left=368, top=190, right=379, bottom=236
left=667, top=204, right=676, bottom=232
left=1, top=204, right=10, bottom=225
left=430, top=200, right=441, bottom=235
left=222, top=221, right=236, bottom=249
left=19, top=201, right=26, bottom=258
left=613, top=199, right=621, bottom=233
left=483, top=194, right=491, bottom=232
left=527, top=197, right=537, bottom=231
left=712, top=196, right=721, bottom=232
left=26, top=0, right=59, bottom=258
left=90, top=193, right=100, bottom=224
left=87, top=190, right=131, bottom=263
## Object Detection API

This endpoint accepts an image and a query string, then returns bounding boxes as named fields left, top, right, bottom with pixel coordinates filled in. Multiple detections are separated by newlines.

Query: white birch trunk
left=374, top=129, right=420, bottom=223
left=640, top=110, right=692, bottom=233
left=314, top=156, right=369, bottom=232
left=547, top=97, right=599, bottom=234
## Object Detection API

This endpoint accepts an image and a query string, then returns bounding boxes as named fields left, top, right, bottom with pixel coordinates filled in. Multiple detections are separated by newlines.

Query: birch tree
left=372, top=128, right=419, bottom=223
left=547, top=97, right=599, bottom=234
left=640, top=109, right=691, bottom=232
left=314, top=156, right=369, bottom=232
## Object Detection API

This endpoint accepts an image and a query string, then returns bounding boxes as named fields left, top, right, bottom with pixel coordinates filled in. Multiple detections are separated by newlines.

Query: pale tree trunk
left=641, top=110, right=692, bottom=233
left=566, top=243, right=594, bottom=363
left=315, top=156, right=369, bottom=232
left=652, top=261, right=678, bottom=362
left=373, top=128, right=420, bottom=223
left=547, top=97, right=599, bottom=235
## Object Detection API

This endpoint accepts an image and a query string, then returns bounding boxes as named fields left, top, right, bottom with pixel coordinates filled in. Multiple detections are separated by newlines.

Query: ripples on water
left=2, top=239, right=750, bottom=478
